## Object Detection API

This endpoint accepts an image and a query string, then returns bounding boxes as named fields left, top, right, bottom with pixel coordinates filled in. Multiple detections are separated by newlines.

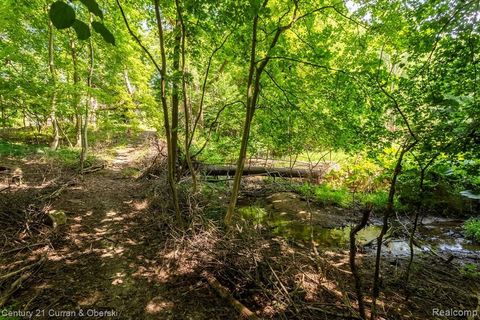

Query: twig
left=0, top=241, right=48, bottom=255
left=0, top=257, right=46, bottom=308
left=0, top=257, right=46, bottom=281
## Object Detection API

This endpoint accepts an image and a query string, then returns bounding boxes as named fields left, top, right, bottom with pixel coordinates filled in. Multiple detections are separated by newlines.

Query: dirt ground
left=0, top=138, right=237, bottom=319
left=1, top=136, right=479, bottom=319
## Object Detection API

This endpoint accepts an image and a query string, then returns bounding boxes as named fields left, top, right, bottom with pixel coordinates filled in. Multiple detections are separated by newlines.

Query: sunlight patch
left=145, top=298, right=173, bottom=314
left=106, top=210, right=117, bottom=217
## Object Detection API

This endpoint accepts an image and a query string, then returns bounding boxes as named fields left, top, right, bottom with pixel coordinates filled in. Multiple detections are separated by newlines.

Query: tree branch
left=115, top=0, right=162, bottom=75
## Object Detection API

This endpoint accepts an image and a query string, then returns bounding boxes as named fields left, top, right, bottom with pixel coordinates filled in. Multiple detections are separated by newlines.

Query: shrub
left=464, top=218, right=480, bottom=243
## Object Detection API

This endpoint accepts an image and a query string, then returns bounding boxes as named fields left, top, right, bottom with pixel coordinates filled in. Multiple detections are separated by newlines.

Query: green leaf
left=72, top=20, right=91, bottom=40
left=49, top=1, right=76, bottom=30
left=79, top=0, right=103, bottom=19
left=92, top=21, right=115, bottom=45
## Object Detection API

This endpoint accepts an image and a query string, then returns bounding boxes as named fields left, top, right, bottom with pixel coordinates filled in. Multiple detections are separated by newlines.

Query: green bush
left=297, top=183, right=351, bottom=207
left=464, top=218, right=480, bottom=243
left=360, top=191, right=389, bottom=209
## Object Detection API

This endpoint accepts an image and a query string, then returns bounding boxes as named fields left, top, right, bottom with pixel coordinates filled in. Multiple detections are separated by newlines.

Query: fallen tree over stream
left=198, top=164, right=336, bottom=182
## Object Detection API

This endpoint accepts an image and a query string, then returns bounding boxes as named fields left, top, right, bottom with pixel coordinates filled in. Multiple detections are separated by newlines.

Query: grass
left=464, top=218, right=480, bottom=243
left=88, top=123, right=144, bottom=148
left=0, top=139, right=97, bottom=169
left=460, top=262, right=480, bottom=279
left=295, top=182, right=393, bottom=210
left=0, top=124, right=145, bottom=169
left=0, top=140, right=42, bottom=157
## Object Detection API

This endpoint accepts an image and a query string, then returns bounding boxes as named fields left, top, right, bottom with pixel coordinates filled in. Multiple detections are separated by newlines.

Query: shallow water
left=238, top=196, right=480, bottom=258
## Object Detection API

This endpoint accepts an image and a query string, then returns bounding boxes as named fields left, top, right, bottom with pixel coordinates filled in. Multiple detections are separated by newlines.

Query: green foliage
left=360, top=191, right=390, bottom=210
left=43, top=148, right=92, bottom=168
left=72, top=20, right=91, bottom=40
left=238, top=205, right=268, bottom=225
left=92, top=21, right=115, bottom=45
left=1, top=0, right=478, bottom=220
left=49, top=1, right=75, bottom=29
left=79, top=0, right=104, bottom=19
left=397, top=156, right=479, bottom=215
left=460, top=263, right=480, bottom=279
left=88, top=124, right=142, bottom=148
left=0, top=140, right=95, bottom=169
left=298, top=184, right=351, bottom=208
left=464, top=218, right=480, bottom=243
left=48, top=0, right=114, bottom=44
left=0, top=140, right=42, bottom=157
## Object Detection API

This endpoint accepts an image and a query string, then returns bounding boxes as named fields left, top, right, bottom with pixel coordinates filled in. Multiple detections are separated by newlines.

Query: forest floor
left=0, top=132, right=237, bottom=319
left=1, top=132, right=479, bottom=319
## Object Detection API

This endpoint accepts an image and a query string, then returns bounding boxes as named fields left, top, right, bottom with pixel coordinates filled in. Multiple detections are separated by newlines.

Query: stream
left=239, top=192, right=480, bottom=261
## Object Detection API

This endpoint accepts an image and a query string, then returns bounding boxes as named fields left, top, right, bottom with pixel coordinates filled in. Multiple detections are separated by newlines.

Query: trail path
left=13, top=135, right=235, bottom=319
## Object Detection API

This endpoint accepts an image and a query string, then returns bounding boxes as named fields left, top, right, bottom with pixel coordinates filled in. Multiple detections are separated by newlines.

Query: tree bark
left=175, top=0, right=197, bottom=191
left=225, top=0, right=298, bottom=225
left=69, top=37, right=82, bottom=147
left=201, top=165, right=322, bottom=179
left=80, top=31, right=94, bottom=171
left=171, top=17, right=181, bottom=176
left=370, top=140, right=417, bottom=319
left=224, top=7, right=261, bottom=226
left=154, top=0, right=182, bottom=226
left=48, top=20, right=59, bottom=150
left=349, top=205, right=372, bottom=320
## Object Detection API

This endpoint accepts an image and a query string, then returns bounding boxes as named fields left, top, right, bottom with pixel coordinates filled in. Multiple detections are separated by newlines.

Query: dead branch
left=202, top=271, right=260, bottom=320
left=0, top=257, right=46, bottom=308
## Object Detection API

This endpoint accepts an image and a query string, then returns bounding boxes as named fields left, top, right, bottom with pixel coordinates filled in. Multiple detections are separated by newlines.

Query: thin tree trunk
left=225, top=0, right=298, bottom=225
left=80, top=33, right=94, bottom=171
left=350, top=205, right=372, bottom=320
left=48, top=20, right=59, bottom=150
left=154, top=0, right=182, bottom=226
left=1, top=95, right=4, bottom=129
left=224, top=7, right=261, bottom=226
left=405, top=153, right=439, bottom=293
left=69, top=38, right=82, bottom=147
left=171, top=16, right=181, bottom=179
left=176, top=0, right=197, bottom=191
left=124, top=69, right=134, bottom=95
left=371, top=140, right=417, bottom=320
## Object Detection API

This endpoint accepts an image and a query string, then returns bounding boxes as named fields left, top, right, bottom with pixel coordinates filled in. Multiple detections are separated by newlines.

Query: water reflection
left=239, top=202, right=480, bottom=257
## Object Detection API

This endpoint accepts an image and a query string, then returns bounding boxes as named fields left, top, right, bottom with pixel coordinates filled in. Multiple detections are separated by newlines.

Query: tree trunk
left=225, top=0, right=297, bottom=225
left=80, top=33, right=94, bottom=171
left=201, top=165, right=322, bottom=179
left=171, top=16, right=181, bottom=179
left=48, top=20, right=59, bottom=150
left=176, top=0, right=197, bottom=191
left=69, top=38, right=82, bottom=147
left=154, top=0, right=182, bottom=226
left=349, top=205, right=372, bottom=320
left=370, top=140, right=417, bottom=319
left=224, top=9, right=260, bottom=225
left=124, top=69, right=134, bottom=95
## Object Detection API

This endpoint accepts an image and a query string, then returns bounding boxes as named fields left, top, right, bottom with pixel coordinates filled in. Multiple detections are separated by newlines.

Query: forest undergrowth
left=2, top=133, right=478, bottom=319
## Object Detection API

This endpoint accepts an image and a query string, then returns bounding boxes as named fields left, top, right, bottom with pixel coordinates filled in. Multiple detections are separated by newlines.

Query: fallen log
left=202, top=271, right=260, bottom=320
left=200, top=165, right=322, bottom=179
